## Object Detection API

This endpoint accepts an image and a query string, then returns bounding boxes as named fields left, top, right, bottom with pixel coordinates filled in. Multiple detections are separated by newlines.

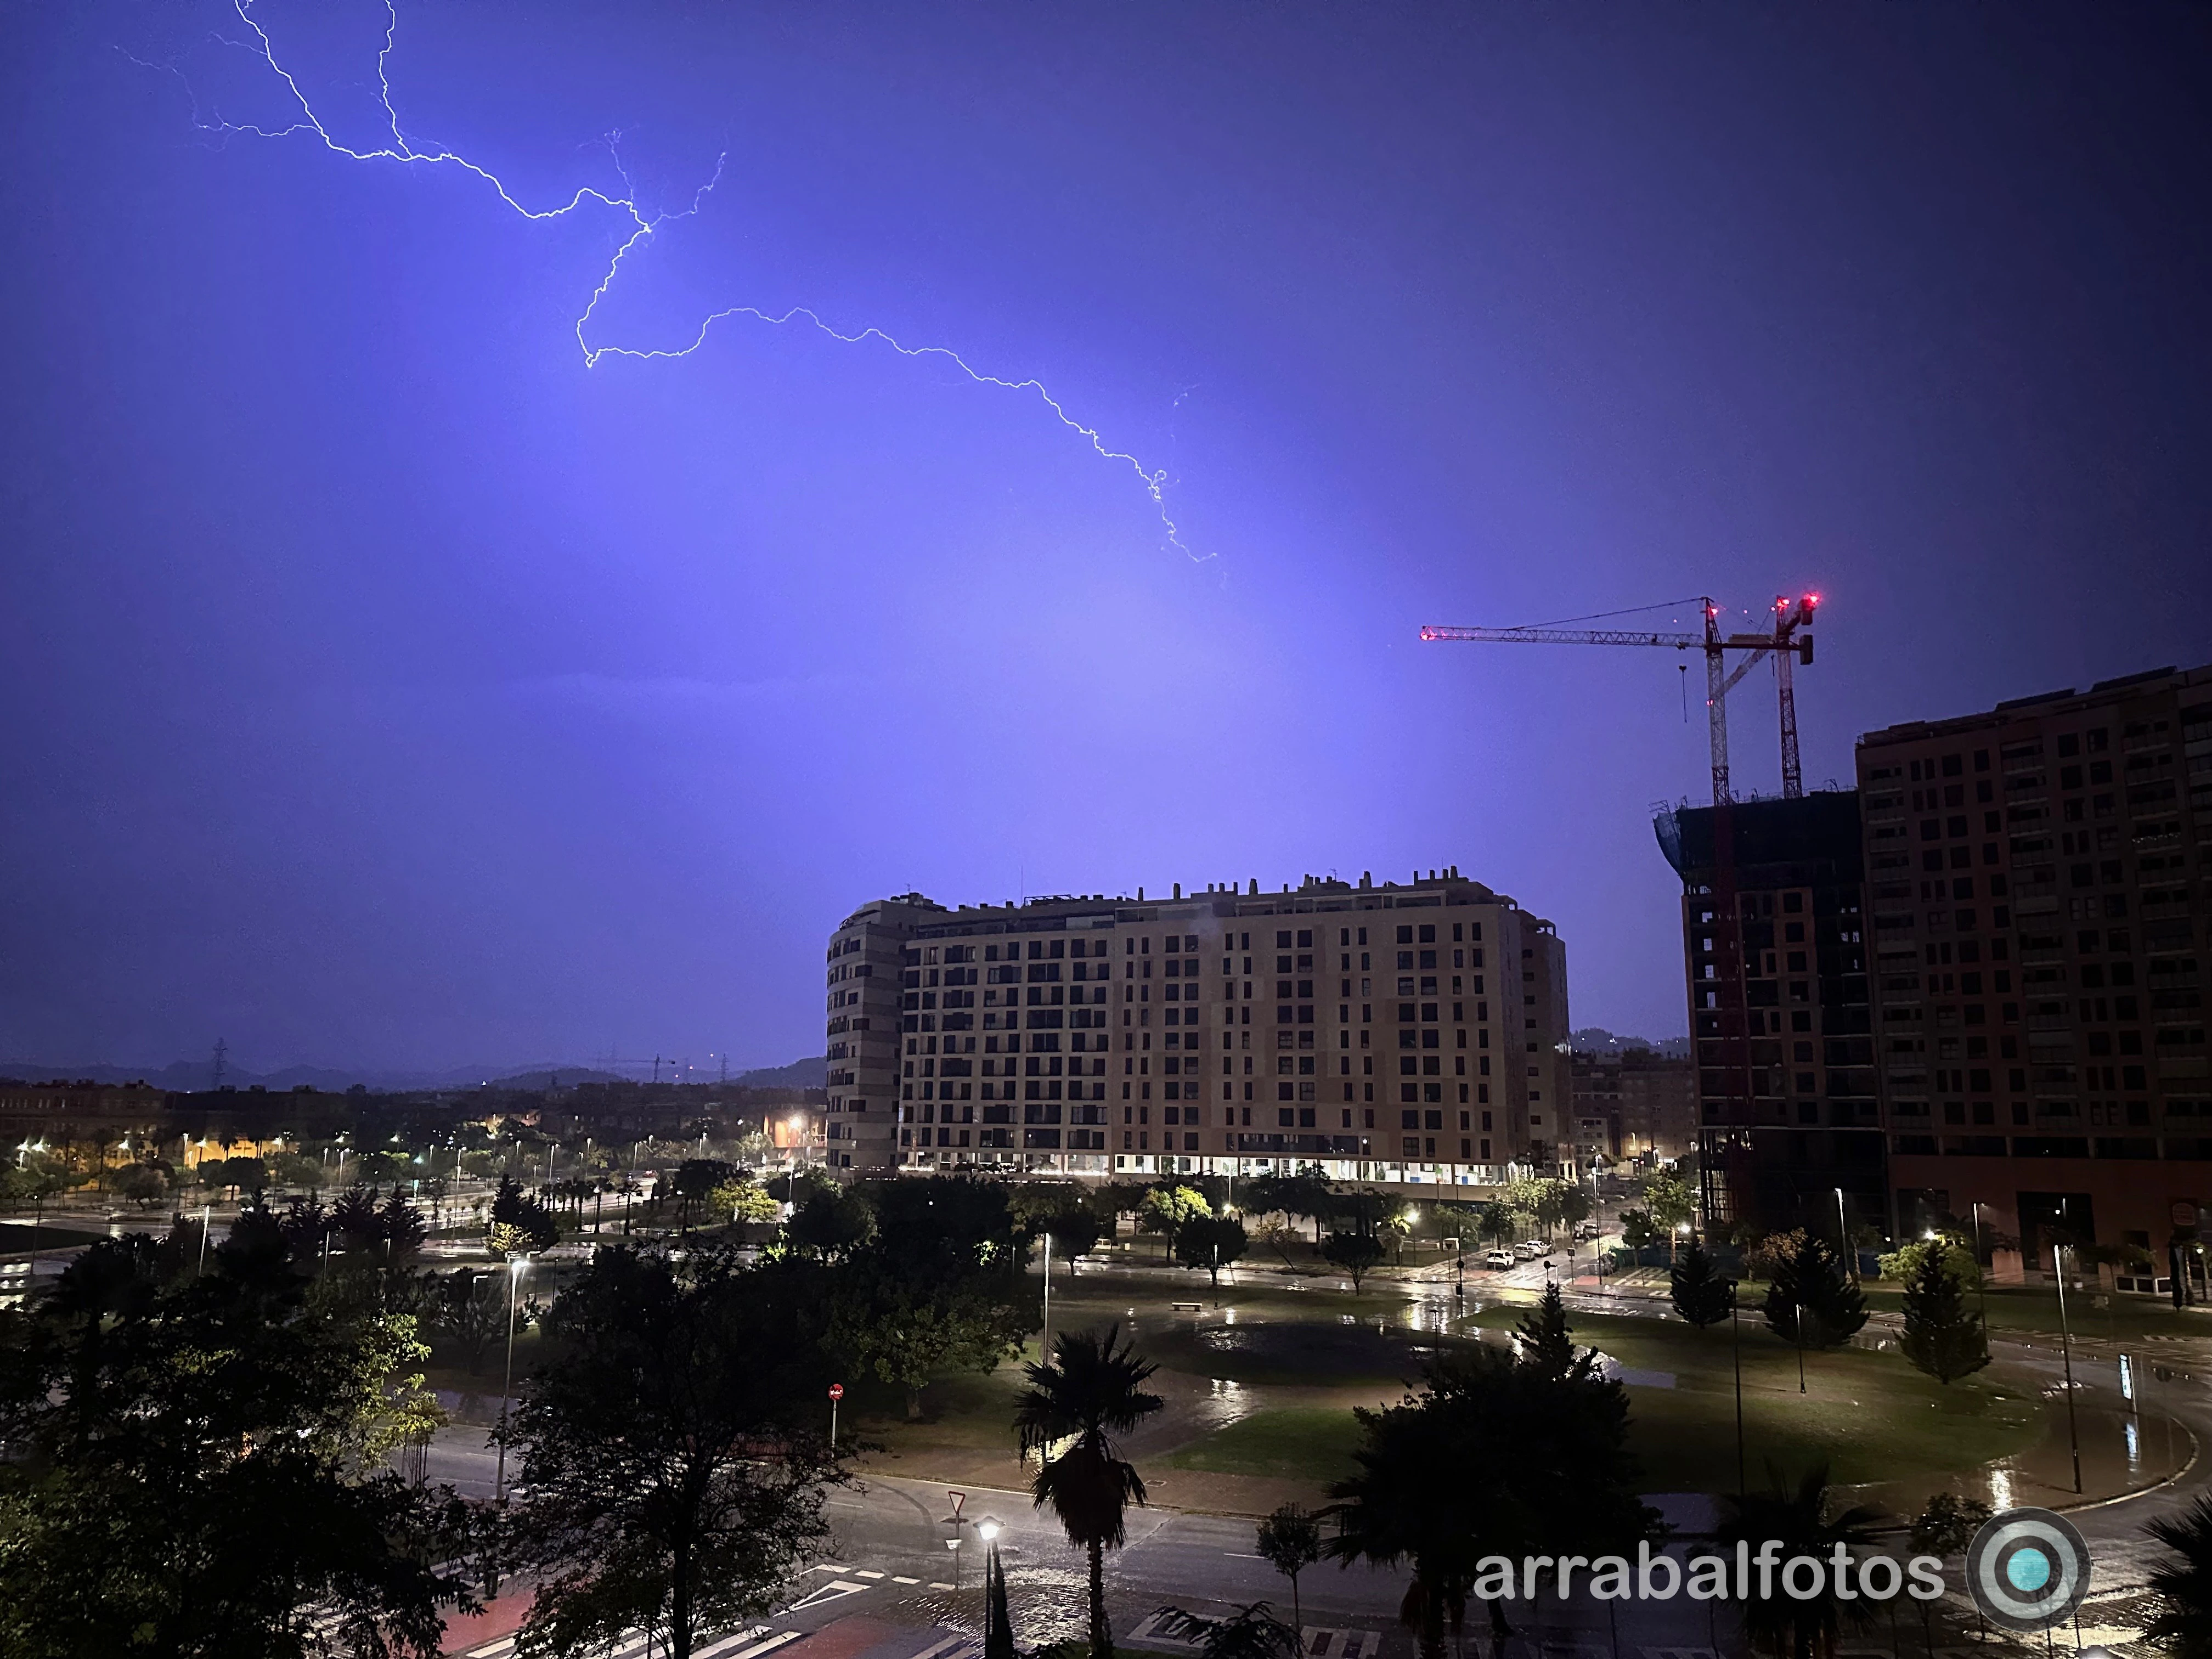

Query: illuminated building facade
left=822, top=871, right=1571, bottom=1183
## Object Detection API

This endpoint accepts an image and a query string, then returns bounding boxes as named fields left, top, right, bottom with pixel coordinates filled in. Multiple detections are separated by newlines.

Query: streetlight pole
left=1041, top=1231, right=1053, bottom=1357
left=977, top=1516, right=1003, bottom=1647
left=495, top=1256, right=527, bottom=1504
left=1971, top=1201, right=1991, bottom=1355
left=1835, top=1187, right=1852, bottom=1277
left=2055, top=1242, right=2083, bottom=1494
left=1730, top=1282, right=1746, bottom=1498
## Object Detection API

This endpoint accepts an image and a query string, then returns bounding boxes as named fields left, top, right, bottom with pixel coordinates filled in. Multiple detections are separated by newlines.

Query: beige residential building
left=821, top=869, right=1572, bottom=1184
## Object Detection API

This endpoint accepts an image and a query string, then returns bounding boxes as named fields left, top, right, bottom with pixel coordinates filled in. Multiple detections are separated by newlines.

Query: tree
left=331, top=1182, right=385, bottom=1250
left=505, top=1246, right=840, bottom=1659
left=670, top=1159, right=736, bottom=1232
left=1042, top=1209, right=1103, bottom=1274
left=711, top=1175, right=778, bottom=1226
left=1718, top=1466, right=1884, bottom=1659
left=1149, top=1604, right=1302, bottom=1659
left=1556, top=1184, right=1594, bottom=1235
left=1255, top=1504, right=1323, bottom=1629
left=1139, top=1185, right=1211, bottom=1262
left=1322, top=1229, right=1386, bottom=1292
left=381, top=1188, right=428, bottom=1260
left=1177, top=1216, right=1249, bottom=1286
left=2145, top=1493, right=2212, bottom=1657
left=1762, top=1231, right=1867, bottom=1348
left=106, top=1164, right=168, bottom=1210
left=1013, top=1327, right=1166, bottom=1659
left=425, top=1266, right=529, bottom=1375
left=827, top=1261, right=1029, bottom=1419
left=1643, top=1170, right=1696, bottom=1235
left=785, top=1185, right=874, bottom=1260
left=1476, top=1203, right=1516, bottom=1249
left=1325, top=1340, right=1658, bottom=1659
left=203, top=1154, right=268, bottom=1197
left=489, top=1174, right=560, bottom=1254
left=1670, top=1240, right=1735, bottom=1328
left=1899, top=1239, right=1989, bottom=1383
left=1513, top=1282, right=1576, bottom=1379
left=1618, top=1207, right=1657, bottom=1250
left=0, top=1233, right=468, bottom=1657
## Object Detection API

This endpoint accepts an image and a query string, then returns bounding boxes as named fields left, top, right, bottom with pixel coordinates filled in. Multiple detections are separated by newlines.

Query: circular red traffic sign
left=828, top=1383, right=844, bottom=1401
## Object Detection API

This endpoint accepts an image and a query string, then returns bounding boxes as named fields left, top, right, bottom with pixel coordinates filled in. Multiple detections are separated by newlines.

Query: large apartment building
left=821, top=870, right=1571, bottom=1184
left=1568, top=1047, right=1699, bottom=1167
left=1861, top=664, right=2212, bottom=1263
left=1655, top=792, right=1883, bottom=1234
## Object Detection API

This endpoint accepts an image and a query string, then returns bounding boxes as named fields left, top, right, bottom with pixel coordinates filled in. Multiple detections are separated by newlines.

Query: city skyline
left=5, top=4, right=2210, bottom=1071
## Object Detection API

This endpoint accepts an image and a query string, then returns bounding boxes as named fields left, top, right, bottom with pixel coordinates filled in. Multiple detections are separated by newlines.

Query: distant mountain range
left=1570, top=1026, right=1691, bottom=1059
left=0, top=1054, right=828, bottom=1094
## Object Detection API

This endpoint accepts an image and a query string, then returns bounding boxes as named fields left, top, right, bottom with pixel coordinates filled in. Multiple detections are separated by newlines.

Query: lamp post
left=1835, top=1187, right=1852, bottom=1277
left=977, top=1516, right=1003, bottom=1645
left=495, top=1255, right=528, bottom=1504
left=828, top=1381, right=843, bottom=1452
left=1970, top=1201, right=1991, bottom=1350
left=1040, top=1230, right=1053, bottom=1357
left=2055, top=1243, right=2083, bottom=1494
left=1729, top=1278, right=1746, bottom=1498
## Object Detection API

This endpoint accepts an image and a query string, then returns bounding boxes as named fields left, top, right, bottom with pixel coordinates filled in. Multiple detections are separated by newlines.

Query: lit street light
left=495, top=1255, right=529, bottom=1504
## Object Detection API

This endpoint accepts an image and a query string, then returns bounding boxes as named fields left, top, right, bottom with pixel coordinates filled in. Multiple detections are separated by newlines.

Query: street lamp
left=977, top=1516, right=1003, bottom=1643
left=495, top=1255, right=529, bottom=1504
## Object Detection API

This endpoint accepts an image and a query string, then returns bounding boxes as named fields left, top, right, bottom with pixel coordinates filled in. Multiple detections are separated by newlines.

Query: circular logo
left=1966, top=1508, right=2092, bottom=1632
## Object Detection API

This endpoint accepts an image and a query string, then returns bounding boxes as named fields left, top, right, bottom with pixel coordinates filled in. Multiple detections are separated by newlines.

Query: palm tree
left=1718, top=1464, right=1885, bottom=1659
left=2146, top=1492, right=2212, bottom=1656
left=1013, top=1325, right=1165, bottom=1659
left=1150, top=1602, right=1302, bottom=1659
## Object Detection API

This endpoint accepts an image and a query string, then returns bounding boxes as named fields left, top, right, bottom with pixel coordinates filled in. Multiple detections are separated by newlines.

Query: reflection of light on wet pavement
left=1990, top=1468, right=2015, bottom=1510
left=2126, top=1416, right=2140, bottom=1468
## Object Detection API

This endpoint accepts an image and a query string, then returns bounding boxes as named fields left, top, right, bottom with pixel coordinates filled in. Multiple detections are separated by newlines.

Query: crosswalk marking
left=855, top=1570, right=885, bottom=1579
left=1301, top=1630, right=1381, bottom=1659
left=892, top=1576, right=921, bottom=1584
left=457, top=1626, right=799, bottom=1658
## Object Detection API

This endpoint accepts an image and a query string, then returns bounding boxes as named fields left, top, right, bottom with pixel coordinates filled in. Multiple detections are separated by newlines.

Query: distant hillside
left=0, top=1055, right=826, bottom=1093
left=1570, top=1026, right=1691, bottom=1059
left=736, top=1056, right=827, bottom=1089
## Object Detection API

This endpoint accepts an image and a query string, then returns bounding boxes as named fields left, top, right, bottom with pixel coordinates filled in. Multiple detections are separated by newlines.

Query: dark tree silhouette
left=2146, top=1492, right=2212, bottom=1658
left=1670, top=1240, right=1735, bottom=1328
left=506, top=1246, right=839, bottom=1659
left=1763, top=1232, right=1867, bottom=1348
left=1322, top=1229, right=1386, bottom=1291
left=1718, top=1465, right=1885, bottom=1659
left=1013, top=1326, right=1165, bottom=1659
left=1899, top=1243, right=1989, bottom=1383
left=1255, top=1503, right=1323, bottom=1629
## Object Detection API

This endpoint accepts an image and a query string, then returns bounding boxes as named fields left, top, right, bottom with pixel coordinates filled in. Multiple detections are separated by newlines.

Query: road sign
left=828, top=1383, right=844, bottom=1401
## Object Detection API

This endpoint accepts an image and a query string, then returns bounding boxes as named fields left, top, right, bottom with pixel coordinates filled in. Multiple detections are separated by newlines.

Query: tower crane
left=1420, top=592, right=1818, bottom=803
left=1420, top=592, right=1822, bottom=1224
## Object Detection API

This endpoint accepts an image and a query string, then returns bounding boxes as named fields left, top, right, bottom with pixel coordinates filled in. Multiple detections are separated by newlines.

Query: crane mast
left=1423, top=592, right=1820, bottom=1224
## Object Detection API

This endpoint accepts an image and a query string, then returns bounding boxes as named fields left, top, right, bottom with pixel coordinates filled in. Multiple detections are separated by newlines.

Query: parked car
left=1483, top=1248, right=1517, bottom=1270
left=1514, top=1239, right=1549, bottom=1260
left=1573, top=1221, right=1602, bottom=1242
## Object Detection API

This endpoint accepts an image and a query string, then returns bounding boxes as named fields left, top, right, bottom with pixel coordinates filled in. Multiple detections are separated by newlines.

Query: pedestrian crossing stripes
left=1302, top=1630, right=1381, bottom=1659
left=460, top=1625, right=800, bottom=1658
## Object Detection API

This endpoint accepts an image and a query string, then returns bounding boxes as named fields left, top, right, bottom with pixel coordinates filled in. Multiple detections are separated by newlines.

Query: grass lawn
left=1164, top=1406, right=1362, bottom=1482
left=1465, top=1303, right=2039, bottom=1490
left=1860, top=1282, right=2207, bottom=1346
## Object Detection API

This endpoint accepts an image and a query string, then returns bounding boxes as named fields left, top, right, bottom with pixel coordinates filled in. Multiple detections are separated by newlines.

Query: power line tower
left=1421, top=592, right=1820, bottom=1225
left=211, top=1037, right=228, bottom=1091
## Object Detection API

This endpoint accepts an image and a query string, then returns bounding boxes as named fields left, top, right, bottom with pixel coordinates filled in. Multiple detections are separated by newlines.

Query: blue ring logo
left=1966, top=1507, right=2091, bottom=1632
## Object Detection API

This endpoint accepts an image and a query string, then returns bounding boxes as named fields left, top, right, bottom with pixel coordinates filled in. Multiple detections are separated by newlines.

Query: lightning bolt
left=147, top=0, right=1197, bottom=560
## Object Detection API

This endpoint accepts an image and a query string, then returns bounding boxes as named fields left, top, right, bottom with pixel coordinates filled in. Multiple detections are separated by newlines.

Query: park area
left=834, top=1259, right=2193, bottom=1522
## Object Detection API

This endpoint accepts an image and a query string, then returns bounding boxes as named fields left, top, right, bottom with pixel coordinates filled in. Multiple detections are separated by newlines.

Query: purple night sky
left=3, top=3, right=2208, bottom=1075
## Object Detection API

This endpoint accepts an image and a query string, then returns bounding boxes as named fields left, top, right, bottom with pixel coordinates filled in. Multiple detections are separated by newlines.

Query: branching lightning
left=150, top=1, right=1196, bottom=559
